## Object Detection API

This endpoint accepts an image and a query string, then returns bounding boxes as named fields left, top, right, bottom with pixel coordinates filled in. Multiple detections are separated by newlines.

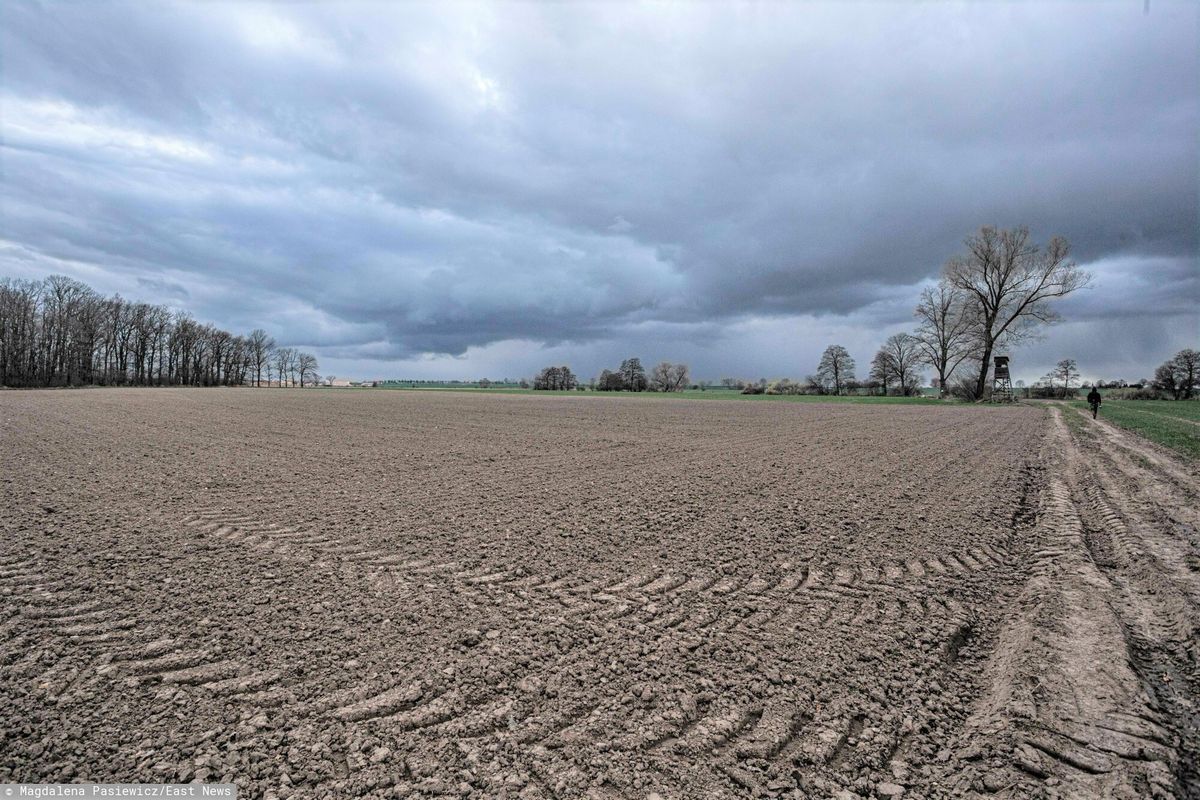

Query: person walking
left=1087, top=385, right=1102, bottom=419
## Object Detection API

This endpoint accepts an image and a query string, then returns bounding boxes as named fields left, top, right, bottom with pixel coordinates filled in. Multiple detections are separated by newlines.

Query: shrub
left=1103, top=386, right=1167, bottom=400
left=949, top=375, right=985, bottom=402
left=766, top=378, right=802, bottom=395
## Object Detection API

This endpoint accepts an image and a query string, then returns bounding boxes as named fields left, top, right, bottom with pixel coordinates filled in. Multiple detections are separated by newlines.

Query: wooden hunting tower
left=992, top=355, right=1013, bottom=402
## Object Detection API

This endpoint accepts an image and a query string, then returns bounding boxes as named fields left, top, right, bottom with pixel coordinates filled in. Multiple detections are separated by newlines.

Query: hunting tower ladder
left=992, top=355, right=1014, bottom=402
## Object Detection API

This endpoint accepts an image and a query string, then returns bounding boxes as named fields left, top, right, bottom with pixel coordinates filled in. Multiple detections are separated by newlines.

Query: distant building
left=327, top=378, right=352, bottom=387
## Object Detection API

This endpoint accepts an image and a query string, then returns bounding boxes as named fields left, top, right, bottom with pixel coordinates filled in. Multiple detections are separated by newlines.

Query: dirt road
left=936, top=404, right=1199, bottom=798
left=1, top=390, right=1196, bottom=798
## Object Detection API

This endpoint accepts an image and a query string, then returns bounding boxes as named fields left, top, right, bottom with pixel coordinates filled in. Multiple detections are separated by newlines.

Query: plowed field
left=1, top=389, right=1196, bottom=798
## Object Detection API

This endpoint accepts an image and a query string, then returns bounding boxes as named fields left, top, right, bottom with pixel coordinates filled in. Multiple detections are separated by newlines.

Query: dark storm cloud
left=1, top=1, right=1196, bottom=378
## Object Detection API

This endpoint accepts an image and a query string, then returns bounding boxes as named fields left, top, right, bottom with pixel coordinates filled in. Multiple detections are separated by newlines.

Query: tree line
left=1014, top=349, right=1197, bottom=400
left=0, top=275, right=318, bottom=388
left=721, top=226, right=1091, bottom=399
left=1152, top=349, right=1199, bottom=400
left=532, top=358, right=691, bottom=392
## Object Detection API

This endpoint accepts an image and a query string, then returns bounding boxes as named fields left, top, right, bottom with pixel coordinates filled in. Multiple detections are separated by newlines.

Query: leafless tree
left=650, top=361, right=689, bottom=392
left=869, top=350, right=894, bottom=396
left=533, top=365, right=577, bottom=390
left=248, top=328, right=275, bottom=387
left=944, top=226, right=1089, bottom=398
left=1051, top=358, right=1080, bottom=398
left=298, top=352, right=319, bottom=387
left=1171, top=349, right=1199, bottom=400
left=0, top=274, right=268, bottom=388
left=1153, top=350, right=1199, bottom=400
left=669, top=362, right=690, bottom=391
left=1153, top=362, right=1181, bottom=399
left=913, top=282, right=976, bottom=394
left=274, top=347, right=295, bottom=387
left=881, top=333, right=923, bottom=396
left=816, top=345, right=855, bottom=395
left=618, top=357, right=647, bottom=391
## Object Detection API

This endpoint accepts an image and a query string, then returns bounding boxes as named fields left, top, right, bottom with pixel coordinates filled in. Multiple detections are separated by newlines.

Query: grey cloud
left=1, top=1, right=1196, bottom=380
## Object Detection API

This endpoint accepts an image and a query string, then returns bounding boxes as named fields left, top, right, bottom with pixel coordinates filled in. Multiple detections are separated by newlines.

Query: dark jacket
left=1087, top=388, right=1102, bottom=404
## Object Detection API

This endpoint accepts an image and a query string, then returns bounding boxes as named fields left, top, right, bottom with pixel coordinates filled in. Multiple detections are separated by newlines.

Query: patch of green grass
left=1072, top=400, right=1200, bottom=460
left=1110, top=399, right=1200, bottom=422
left=673, top=389, right=939, bottom=404
left=353, top=384, right=959, bottom=404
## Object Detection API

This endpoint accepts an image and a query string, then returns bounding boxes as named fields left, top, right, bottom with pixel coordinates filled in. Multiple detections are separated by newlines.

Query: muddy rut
left=935, top=405, right=1199, bottom=798
left=1, top=390, right=1197, bottom=798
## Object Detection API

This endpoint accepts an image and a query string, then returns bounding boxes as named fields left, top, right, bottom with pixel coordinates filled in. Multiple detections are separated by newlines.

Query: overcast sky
left=2, top=1, right=1196, bottom=383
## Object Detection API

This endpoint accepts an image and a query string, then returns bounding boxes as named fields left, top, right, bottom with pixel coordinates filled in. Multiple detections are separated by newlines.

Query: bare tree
left=649, top=361, right=690, bottom=392
left=1153, top=350, right=1199, bottom=400
left=869, top=350, right=894, bottom=396
left=1154, top=361, right=1182, bottom=399
left=618, top=357, right=647, bottom=391
left=274, top=347, right=295, bottom=387
left=944, top=226, right=1089, bottom=398
left=816, top=345, right=855, bottom=395
left=533, top=365, right=577, bottom=390
left=913, top=282, right=976, bottom=395
left=248, top=328, right=275, bottom=387
left=298, top=352, right=319, bottom=387
left=650, top=362, right=670, bottom=392
left=1051, top=358, right=1080, bottom=398
left=596, top=369, right=624, bottom=391
left=1171, top=349, right=1199, bottom=400
left=881, top=333, right=923, bottom=396
left=669, top=362, right=689, bottom=391
left=0, top=275, right=270, bottom=388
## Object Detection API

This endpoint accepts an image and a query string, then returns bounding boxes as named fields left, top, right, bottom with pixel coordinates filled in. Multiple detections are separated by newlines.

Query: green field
left=352, top=384, right=942, bottom=404
left=1071, top=398, right=1200, bottom=459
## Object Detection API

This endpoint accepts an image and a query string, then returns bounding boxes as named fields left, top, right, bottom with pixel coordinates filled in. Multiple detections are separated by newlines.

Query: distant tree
left=650, top=361, right=690, bottom=392
left=596, top=369, right=623, bottom=391
left=913, top=282, right=976, bottom=395
left=869, top=350, right=894, bottom=396
left=478, top=378, right=491, bottom=388
left=881, top=333, right=923, bottom=396
left=619, top=357, right=647, bottom=391
left=720, top=377, right=740, bottom=389
left=533, top=365, right=577, bottom=390
left=1154, top=361, right=1182, bottom=400
left=1051, top=358, right=1080, bottom=398
left=816, top=345, right=855, bottom=395
left=1171, top=349, right=1199, bottom=399
left=650, top=362, right=671, bottom=392
left=298, top=352, right=319, bottom=387
left=670, top=363, right=689, bottom=391
left=247, top=328, right=275, bottom=387
left=274, top=347, right=295, bottom=387
left=944, top=226, right=1089, bottom=398
left=4, top=275, right=274, bottom=388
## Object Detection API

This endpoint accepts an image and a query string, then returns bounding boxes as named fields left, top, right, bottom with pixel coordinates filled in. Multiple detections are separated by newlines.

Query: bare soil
left=1, top=389, right=1196, bottom=799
